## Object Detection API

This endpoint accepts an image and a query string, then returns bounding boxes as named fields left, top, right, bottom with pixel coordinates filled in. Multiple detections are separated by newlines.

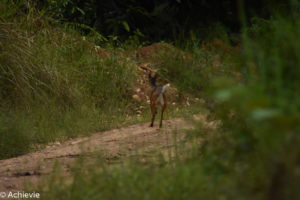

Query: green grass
left=0, top=1, right=139, bottom=159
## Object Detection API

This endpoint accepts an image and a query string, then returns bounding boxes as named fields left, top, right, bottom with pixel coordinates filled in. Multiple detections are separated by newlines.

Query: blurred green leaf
left=250, top=108, right=281, bottom=121
left=214, top=89, right=233, bottom=101
left=121, top=21, right=130, bottom=32
left=76, top=7, right=85, bottom=15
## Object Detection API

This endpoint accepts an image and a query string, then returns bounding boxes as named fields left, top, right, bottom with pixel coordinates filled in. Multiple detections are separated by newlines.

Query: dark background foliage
left=33, top=0, right=291, bottom=42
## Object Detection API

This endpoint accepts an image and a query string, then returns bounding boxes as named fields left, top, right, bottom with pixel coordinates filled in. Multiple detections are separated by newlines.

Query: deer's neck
left=150, top=77, right=157, bottom=87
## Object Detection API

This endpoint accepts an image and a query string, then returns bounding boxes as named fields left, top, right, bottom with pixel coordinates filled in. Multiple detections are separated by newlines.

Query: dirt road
left=0, top=115, right=215, bottom=192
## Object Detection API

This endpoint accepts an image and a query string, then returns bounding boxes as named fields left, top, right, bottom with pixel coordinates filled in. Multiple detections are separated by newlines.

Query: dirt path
left=0, top=115, right=215, bottom=192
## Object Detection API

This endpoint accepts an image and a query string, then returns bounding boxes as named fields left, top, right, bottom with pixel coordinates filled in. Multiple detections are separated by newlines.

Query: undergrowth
left=0, top=2, right=138, bottom=159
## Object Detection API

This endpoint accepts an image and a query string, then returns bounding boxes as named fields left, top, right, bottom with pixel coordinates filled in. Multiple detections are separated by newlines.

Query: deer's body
left=149, top=72, right=170, bottom=128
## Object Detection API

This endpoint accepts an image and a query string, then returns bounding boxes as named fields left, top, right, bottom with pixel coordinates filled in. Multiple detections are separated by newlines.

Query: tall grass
left=0, top=1, right=137, bottom=159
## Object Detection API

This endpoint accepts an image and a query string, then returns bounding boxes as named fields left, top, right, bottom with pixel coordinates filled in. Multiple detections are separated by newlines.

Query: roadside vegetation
left=0, top=1, right=143, bottom=159
left=1, top=0, right=299, bottom=199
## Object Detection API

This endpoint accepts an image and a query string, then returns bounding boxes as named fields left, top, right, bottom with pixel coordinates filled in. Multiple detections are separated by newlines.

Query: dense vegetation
left=0, top=1, right=140, bottom=159
left=1, top=0, right=299, bottom=199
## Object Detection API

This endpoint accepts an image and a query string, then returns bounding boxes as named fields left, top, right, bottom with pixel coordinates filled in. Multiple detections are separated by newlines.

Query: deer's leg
left=159, top=107, right=165, bottom=128
left=150, top=103, right=157, bottom=127
left=159, top=96, right=167, bottom=128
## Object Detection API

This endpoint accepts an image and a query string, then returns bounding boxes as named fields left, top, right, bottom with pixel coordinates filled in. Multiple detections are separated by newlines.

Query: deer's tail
left=162, top=83, right=170, bottom=93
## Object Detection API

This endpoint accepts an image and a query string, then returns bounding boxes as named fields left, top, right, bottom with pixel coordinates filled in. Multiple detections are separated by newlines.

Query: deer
left=148, top=71, right=170, bottom=128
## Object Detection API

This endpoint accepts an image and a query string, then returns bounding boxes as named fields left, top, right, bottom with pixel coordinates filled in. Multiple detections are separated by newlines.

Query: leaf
left=121, top=21, right=130, bottom=32
left=250, top=108, right=281, bottom=121
left=150, top=3, right=169, bottom=16
left=134, top=29, right=144, bottom=37
left=76, top=7, right=85, bottom=15
left=214, top=89, right=233, bottom=101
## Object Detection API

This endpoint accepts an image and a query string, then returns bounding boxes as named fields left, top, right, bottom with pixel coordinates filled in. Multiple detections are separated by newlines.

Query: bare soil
left=0, top=114, right=217, bottom=192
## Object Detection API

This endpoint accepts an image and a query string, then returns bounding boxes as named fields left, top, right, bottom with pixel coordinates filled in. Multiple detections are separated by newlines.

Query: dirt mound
left=137, top=42, right=191, bottom=62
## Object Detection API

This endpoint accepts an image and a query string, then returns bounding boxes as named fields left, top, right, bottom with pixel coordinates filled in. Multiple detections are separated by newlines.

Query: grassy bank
left=0, top=2, right=139, bottom=159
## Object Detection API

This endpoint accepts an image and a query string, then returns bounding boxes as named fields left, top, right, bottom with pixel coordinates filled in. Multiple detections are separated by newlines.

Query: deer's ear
left=148, top=71, right=158, bottom=79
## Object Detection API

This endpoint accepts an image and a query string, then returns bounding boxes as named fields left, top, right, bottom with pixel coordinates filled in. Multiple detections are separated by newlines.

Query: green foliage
left=0, top=16, right=135, bottom=108
left=42, top=157, right=208, bottom=200
left=157, top=49, right=208, bottom=94
left=0, top=109, right=32, bottom=158
left=0, top=1, right=137, bottom=159
left=207, top=9, right=300, bottom=200
left=152, top=39, right=238, bottom=99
